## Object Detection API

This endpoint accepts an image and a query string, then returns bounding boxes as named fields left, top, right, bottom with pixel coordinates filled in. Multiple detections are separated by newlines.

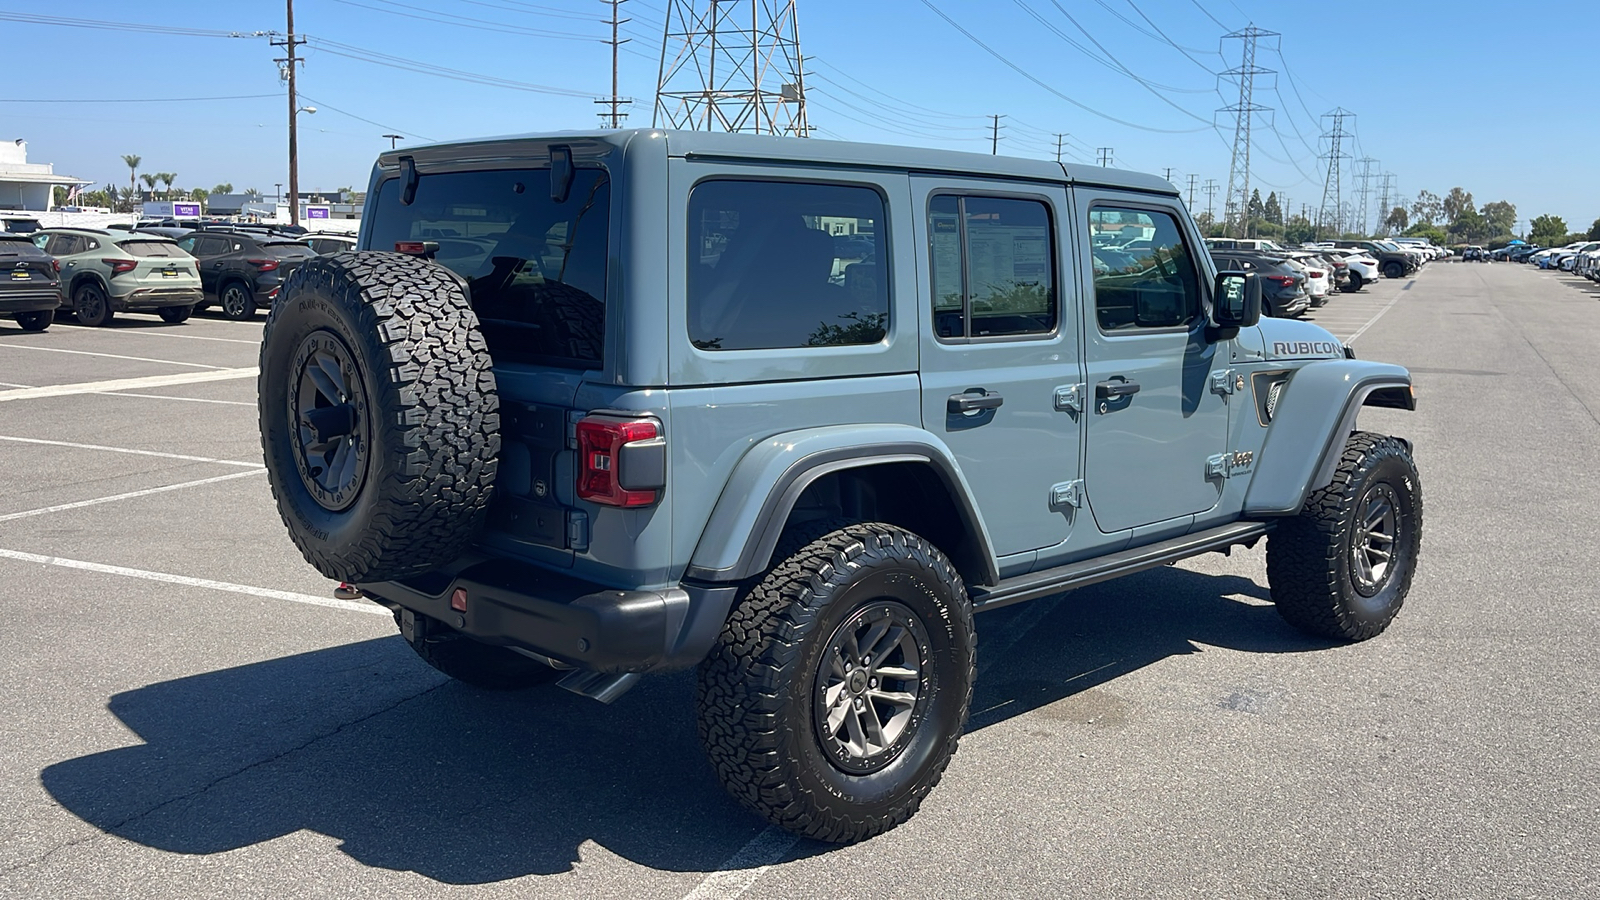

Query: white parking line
left=0, top=342, right=227, bottom=369
left=0, top=367, right=257, bottom=403
left=681, top=827, right=799, bottom=900
left=1345, top=290, right=1408, bottom=344
left=90, top=391, right=255, bottom=407
left=105, top=329, right=261, bottom=345
left=0, top=547, right=387, bottom=616
left=0, top=434, right=263, bottom=467
left=0, top=470, right=265, bottom=523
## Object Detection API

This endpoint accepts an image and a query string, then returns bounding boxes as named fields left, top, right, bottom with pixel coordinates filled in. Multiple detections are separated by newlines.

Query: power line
left=0, top=94, right=279, bottom=103
left=0, top=11, right=272, bottom=38
left=295, top=93, right=437, bottom=143
left=326, top=0, right=602, bottom=41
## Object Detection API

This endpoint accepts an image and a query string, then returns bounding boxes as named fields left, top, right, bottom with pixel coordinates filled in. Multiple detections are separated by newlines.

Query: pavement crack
left=0, top=679, right=448, bottom=880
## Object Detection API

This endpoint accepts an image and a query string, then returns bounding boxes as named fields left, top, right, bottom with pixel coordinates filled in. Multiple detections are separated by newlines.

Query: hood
left=1256, top=317, right=1345, bottom=361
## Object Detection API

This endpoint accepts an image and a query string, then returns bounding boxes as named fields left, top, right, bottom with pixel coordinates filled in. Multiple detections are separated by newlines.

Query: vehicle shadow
left=40, top=565, right=1334, bottom=883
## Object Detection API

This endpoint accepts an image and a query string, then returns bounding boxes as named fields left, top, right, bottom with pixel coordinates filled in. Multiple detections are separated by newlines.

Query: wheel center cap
left=848, top=670, right=868, bottom=694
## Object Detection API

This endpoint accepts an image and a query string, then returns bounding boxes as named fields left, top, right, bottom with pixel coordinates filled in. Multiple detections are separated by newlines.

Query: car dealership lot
left=1, top=267, right=1596, bottom=898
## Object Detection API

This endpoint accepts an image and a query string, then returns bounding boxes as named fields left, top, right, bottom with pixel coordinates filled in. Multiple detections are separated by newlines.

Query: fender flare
left=67, top=272, right=109, bottom=300
left=1243, top=359, right=1414, bottom=517
left=683, top=424, right=1000, bottom=586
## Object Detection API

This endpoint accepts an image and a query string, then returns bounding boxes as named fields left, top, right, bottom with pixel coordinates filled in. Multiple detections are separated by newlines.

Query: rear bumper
left=359, top=556, right=736, bottom=674
left=0, top=288, right=63, bottom=312
left=113, top=286, right=203, bottom=310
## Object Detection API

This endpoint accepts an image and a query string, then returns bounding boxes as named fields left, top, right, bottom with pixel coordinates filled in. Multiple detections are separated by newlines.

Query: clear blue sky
left=4, top=0, right=1596, bottom=234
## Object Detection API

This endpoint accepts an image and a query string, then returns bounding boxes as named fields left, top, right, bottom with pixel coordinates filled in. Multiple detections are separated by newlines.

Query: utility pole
left=1220, top=25, right=1276, bottom=238
left=1185, top=174, right=1198, bottom=209
left=1163, top=167, right=1174, bottom=183
left=271, top=0, right=308, bottom=226
left=1097, top=147, right=1114, bottom=167
left=595, top=0, right=633, bottom=127
left=1203, top=178, right=1219, bottom=221
left=989, top=114, right=1004, bottom=155
left=1316, top=107, right=1353, bottom=240
left=1053, top=133, right=1068, bottom=163
left=655, top=0, right=808, bottom=136
left=1354, top=157, right=1377, bottom=236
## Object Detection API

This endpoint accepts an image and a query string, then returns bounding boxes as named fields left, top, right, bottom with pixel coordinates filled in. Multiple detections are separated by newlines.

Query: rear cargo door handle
left=1095, top=380, right=1141, bottom=399
left=948, top=390, right=1004, bottom=414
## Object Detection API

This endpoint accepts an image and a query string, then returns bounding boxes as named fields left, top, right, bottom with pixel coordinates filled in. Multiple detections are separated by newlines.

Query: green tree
left=1448, top=208, right=1488, bottom=243
left=1247, top=188, right=1265, bottom=222
left=1264, top=191, right=1282, bottom=225
left=1587, top=218, right=1600, bottom=240
left=1410, top=190, right=1442, bottom=226
left=1442, top=187, right=1475, bottom=224
left=212, top=182, right=234, bottom=195
left=1404, top=224, right=1447, bottom=245
left=1385, top=206, right=1410, bottom=233
left=1283, top=213, right=1316, bottom=245
left=140, top=173, right=158, bottom=200
left=1529, top=214, right=1569, bottom=247
left=121, top=154, right=141, bottom=201
left=158, top=172, right=177, bottom=200
left=1481, top=200, right=1516, bottom=236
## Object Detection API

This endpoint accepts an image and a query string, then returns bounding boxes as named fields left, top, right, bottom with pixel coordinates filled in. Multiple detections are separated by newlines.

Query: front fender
left=684, top=424, right=999, bottom=585
left=1243, top=359, right=1413, bottom=516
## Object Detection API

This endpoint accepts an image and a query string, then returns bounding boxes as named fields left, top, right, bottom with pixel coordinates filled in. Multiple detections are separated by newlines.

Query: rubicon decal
left=1272, top=340, right=1341, bottom=357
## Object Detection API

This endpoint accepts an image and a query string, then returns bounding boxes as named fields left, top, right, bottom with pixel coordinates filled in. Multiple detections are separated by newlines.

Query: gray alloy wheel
left=290, top=329, right=372, bottom=513
left=220, top=283, right=257, bottom=320
left=1350, top=483, right=1400, bottom=597
left=72, top=283, right=113, bottom=327
left=813, top=600, right=931, bottom=775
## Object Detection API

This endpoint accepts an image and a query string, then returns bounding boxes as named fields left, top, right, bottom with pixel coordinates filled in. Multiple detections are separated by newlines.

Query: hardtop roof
left=379, top=128, right=1178, bottom=196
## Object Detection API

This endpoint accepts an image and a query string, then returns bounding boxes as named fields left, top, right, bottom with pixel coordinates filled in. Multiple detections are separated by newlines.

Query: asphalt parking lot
left=1, top=265, right=1597, bottom=899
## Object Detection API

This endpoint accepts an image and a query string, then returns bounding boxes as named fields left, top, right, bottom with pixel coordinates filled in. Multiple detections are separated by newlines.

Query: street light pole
left=383, top=134, right=403, bottom=149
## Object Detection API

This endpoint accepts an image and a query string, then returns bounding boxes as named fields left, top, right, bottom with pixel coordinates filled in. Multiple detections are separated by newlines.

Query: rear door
left=911, top=175, right=1083, bottom=567
left=1075, top=190, right=1230, bottom=536
left=120, top=239, right=199, bottom=291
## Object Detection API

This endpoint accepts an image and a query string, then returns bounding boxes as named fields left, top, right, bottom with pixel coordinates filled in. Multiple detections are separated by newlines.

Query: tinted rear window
left=366, top=167, right=610, bottom=369
left=121, top=240, right=184, bottom=258
left=262, top=241, right=315, bottom=258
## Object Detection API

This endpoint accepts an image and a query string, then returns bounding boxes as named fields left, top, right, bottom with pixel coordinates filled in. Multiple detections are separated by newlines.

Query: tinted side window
left=176, top=237, right=198, bottom=254
left=688, top=180, right=888, bottom=351
left=1090, top=207, right=1202, bottom=331
left=928, top=195, right=1055, bottom=339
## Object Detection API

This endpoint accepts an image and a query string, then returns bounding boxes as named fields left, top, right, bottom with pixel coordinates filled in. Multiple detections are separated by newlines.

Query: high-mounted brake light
left=395, top=240, right=440, bottom=258
left=246, top=257, right=280, bottom=271
left=103, top=258, right=136, bottom=276
left=576, top=415, right=665, bottom=508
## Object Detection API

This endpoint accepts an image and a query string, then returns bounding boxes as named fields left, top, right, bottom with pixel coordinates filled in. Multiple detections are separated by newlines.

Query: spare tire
left=258, top=252, right=500, bottom=583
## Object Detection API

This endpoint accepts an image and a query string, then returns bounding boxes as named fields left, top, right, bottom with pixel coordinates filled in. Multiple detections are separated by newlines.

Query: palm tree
left=122, top=154, right=141, bottom=200
left=140, top=173, right=158, bottom=201
left=211, top=182, right=233, bottom=195
left=159, top=172, right=177, bottom=200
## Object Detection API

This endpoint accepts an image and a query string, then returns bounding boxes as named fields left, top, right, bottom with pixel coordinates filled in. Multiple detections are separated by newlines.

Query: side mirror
left=1211, top=271, right=1261, bottom=330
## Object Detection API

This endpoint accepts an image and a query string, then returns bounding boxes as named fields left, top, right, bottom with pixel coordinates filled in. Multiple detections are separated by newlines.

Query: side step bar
left=970, top=520, right=1275, bottom=612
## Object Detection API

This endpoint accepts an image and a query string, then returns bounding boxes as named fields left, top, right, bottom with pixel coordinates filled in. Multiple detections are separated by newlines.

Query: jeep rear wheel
left=258, top=252, right=500, bottom=583
left=696, top=522, right=975, bottom=843
left=1266, top=432, right=1421, bottom=641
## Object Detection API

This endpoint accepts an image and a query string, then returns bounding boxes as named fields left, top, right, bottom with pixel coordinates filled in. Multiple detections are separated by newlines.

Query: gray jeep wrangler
left=258, top=130, right=1421, bottom=843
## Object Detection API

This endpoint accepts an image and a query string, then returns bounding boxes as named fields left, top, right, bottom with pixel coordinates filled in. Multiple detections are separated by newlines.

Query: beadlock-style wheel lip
left=1351, top=482, right=1401, bottom=598
left=288, top=328, right=372, bottom=513
left=812, top=599, right=932, bottom=776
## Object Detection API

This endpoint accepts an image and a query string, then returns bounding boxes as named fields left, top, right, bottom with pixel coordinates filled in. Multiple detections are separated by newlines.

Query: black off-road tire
left=1267, top=432, right=1422, bottom=641
left=157, top=305, right=192, bottom=324
left=259, top=251, right=500, bottom=583
left=14, top=309, right=52, bottom=332
left=73, top=283, right=113, bottom=327
left=394, top=610, right=561, bottom=690
left=697, top=521, right=976, bottom=843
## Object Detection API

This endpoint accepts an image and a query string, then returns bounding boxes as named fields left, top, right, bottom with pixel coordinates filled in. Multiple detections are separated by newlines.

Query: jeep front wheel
left=696, top=522, right=975, bottom=843
left=258, top=252, right=500, bottom=583
left=1266, top=432, right=1422, bottom=641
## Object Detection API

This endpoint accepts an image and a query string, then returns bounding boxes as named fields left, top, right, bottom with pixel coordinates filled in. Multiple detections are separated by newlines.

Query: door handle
left=948, top=390, right=1004, bottom=414
left=1095, top=380, right=1141, bottom=399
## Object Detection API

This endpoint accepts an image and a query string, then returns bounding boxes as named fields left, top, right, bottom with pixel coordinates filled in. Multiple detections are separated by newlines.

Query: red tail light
left=51, top=259, right=60, bottom=273
left=1309, top=270, right=1324, bottom=278
left=576, top=415, right=665, bottom=508
left=103, top=258, right=136, bottom=276
left=1265, top=274, right=1295, bottom=286
left=246, top=258, right=280, bottom=271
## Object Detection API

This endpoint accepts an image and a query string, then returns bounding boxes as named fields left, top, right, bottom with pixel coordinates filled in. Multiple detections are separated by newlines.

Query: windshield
left=366, top=166, right=610, bottom=369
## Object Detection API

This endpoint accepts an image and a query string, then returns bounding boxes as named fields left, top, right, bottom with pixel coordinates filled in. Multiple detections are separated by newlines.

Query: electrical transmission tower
left=1219, top=25, right=1276, bottom=238
left=654, top=0, right=809, bottom=136
left=1376, top=173, right=1397, bottom=234
left=1316, top=107, right=1353, bottom=239
left=1203, top=179, right=1219, bottom=221
left=1354, top=157, right=1377, bottom=236
left=596, top=0, right=633, bottom=128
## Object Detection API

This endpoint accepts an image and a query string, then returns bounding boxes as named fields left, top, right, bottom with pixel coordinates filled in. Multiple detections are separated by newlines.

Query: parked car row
left=1200, top=236, right=1419, bottom=318
left=1, top=223, right=355, bottom=330
left=1528, top=241, right=1600, bottom=272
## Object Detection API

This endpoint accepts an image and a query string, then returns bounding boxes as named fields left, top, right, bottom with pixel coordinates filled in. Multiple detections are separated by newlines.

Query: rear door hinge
left=1053, top=383, right=1086, bottom=415
left=1206, top=454, right=1231, bottom=479
left=1050, top=480, right=1083, bottom=509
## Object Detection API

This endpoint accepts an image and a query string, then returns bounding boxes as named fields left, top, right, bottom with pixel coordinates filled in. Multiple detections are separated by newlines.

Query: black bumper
left=359, top=557, right=737, bottom=674
left=0, top=288, right=62, bottom=313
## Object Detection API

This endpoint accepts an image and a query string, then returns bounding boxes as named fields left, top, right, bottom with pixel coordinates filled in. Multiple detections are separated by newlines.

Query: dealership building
left=0, top=140, right=91, bottom=211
